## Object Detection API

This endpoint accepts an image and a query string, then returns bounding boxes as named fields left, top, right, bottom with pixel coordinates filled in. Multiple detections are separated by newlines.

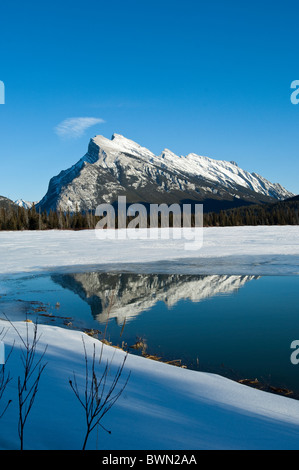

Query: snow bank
left=1, top=319, right=299, bottom=450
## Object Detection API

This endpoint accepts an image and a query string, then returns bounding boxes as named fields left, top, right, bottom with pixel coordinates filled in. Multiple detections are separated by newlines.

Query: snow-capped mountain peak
left=37, top=133, right=294, bottom=213
left=15, top=199, right=39, bottom=210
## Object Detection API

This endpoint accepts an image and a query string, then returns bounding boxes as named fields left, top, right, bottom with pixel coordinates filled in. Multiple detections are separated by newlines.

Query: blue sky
left=0, top=0, right=299, bottom=202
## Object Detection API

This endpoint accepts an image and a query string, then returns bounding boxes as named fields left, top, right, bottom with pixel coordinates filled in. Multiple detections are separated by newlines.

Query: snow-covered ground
left=1, top=319, right=299, bottom=450
left=1, top=226, right=299, bottom=450
left=0, top=226, right=299, bottom=276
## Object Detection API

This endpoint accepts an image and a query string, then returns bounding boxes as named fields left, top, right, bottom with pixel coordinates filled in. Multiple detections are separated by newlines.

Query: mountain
left=37, top=133, right=293, bottom=214
left=0, top=195, right=18, bottom=211
left=14, top=199, right=39, bottom=210
left=285, top=195, right=299, bottom=202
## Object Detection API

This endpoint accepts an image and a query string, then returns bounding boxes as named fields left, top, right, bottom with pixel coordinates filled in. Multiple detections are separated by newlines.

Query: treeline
left=204, top=199, right=299, bottom=227
left=0, top=205, right=99, bottom=231
left=1, top=199, right=299, bottom=231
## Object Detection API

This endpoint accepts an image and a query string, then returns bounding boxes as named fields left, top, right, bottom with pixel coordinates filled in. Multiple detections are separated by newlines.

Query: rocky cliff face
left=37, top=133, right=293, bottom=214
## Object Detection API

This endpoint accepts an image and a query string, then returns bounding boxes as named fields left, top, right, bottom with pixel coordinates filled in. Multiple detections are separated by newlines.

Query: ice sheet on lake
left=0, top=226, right=299, bottom=276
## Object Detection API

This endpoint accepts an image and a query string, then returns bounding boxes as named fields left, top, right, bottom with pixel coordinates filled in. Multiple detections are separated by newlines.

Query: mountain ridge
left=0, top=195, right=18, bottom=211
left=36, top=133, right=294, bottom=214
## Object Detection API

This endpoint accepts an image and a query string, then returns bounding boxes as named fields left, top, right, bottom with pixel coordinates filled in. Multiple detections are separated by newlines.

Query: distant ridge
left=204, top=193, right=299, bottom=226
left=14, top=199, right=39, bottom=210
left=0, top=195, right=17, bottom=211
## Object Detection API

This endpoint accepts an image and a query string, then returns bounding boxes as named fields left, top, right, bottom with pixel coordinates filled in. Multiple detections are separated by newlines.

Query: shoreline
left=1, top=317, right=299, bottom=450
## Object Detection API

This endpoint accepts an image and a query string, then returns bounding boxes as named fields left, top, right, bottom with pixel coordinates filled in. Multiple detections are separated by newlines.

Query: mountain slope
left=37, top=133, right=293, bottom=213
left=0, top=195, right=18, bottom=211
left=204, top=193, right=299, bottom=226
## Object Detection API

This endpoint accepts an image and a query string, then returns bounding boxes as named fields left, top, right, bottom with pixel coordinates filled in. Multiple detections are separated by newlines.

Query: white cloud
left=55, top=117, right=105, bottom=139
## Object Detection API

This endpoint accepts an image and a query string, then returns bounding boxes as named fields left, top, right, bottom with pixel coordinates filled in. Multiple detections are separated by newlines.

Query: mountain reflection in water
left=4, top=272, right=299, bottom=395
left=51, top=273, right=259, bottom=325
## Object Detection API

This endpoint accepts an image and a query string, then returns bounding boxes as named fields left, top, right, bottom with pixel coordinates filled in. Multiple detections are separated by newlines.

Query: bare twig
left=69, top=336, right=130, bottom=450
left=5, top=316, right=47, bottom=450
left=0, top=326, right=14, bottom=419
